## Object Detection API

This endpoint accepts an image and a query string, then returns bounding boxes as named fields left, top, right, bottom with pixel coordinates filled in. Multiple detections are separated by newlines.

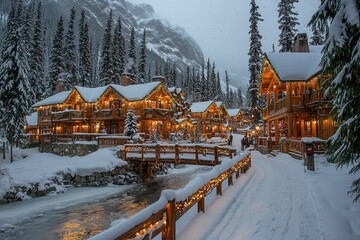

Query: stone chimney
left=292, top=33, right=310, bottom=52
left=152, top=76, right=166, bottom=85
left=120, top=72, right=134, bottom=86
left=55, top=79, right=65, bottom=93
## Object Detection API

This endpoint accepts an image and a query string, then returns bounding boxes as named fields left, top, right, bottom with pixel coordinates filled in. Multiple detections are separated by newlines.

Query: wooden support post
left=228, top=173, right=233, bottom=186
left=10, top=142, right=13, bottom=163
left=147, top=164, right=151, bottom=178
left=216, top=182, right=222, bottom=196
left=156, top=144, right=160, bottom=166
left=139, top=162, right=143, bottom=178
left=164, top=200, right=176, bottom=240
left=195, top=145, right=199, bottom=164
left=198, top=197, right=205, bottom=213
left=141, top=146, right=144, bottom=161
left=2, top=142, right=5, bottom=159
left=229, top=149, right=233, bottom=159
left=236, top=170, right=240, bottom=179
left=214, top=146, right=219, bottom=165
left=175, top=144, right=179, bottom=164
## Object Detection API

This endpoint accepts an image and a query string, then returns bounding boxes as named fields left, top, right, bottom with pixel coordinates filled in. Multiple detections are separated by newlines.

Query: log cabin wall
left=260, top=56, right=335, bottom=143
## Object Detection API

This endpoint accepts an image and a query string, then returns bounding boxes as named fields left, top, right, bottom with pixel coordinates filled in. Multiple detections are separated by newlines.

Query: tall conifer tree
left=100, top=10, right=113, bottom=85
left=64, top=6, right=77, bottom=85
left=127, top=27, right=137, bottom=83
left=112, top=16, right=125, bottom=83
left=29, top=2, right=45, bottom=101
left=278, top=0, right=299, bottom=52
left=78, top=11, right=92, bottom=87
left=0, top=0, right=32, bottom=160
left=248, top=0, right=263, bottom=122
left=49, top=16, right=65, bottom=94
left=310, top=0, right=360, bottom=202
left=138, top=29, right=147, bottom=83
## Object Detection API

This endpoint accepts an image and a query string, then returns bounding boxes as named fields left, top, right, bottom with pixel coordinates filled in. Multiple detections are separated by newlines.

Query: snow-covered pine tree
left=124, top=109, right=138, bottom=139
left=225, top=70, right=230, bottom=107
left=215, top=71, right=222, bottom=101
left=310, top=22, right=324, bottom=45
left=0, top=0, right=32, bottom=161
left=100, top=10, right=113, bottom=86
left=147, top=65, right=152, bottom=83
left=194, top=70, right=201, bottom=102
left=112, top=16, right=125, bottom=83
left=49, top=17, right=65, bottom=94
left=206, top=58, right=211, bottom=98
left=278, top=0, right=299, bottom=52
left=191, top=66, right=196, bottom=100
left=127, top=27, right=137, bottom=83
left=138, top=29, right=147, bottom=83
left=29, top=2, right=45, bottom=102
left=210, top=62, right=216, bottom=99
left=78, top=11, right=92, bottom=87
left=238, top=88, right=243, bottom=107
left=64, top=7, right=77, bottom=86
left=201, top=65, right=207, bottom=101
left=184, top=65, right=191, bottom=96
left=170, top=63, right=177, bottom=87
left=310, top=0, right=360, bottom=202
left=248, top=0, right=263, bottom=122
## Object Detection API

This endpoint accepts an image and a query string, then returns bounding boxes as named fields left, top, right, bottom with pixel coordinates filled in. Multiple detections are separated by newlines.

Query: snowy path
left=177, top=149, right=360, bottom=240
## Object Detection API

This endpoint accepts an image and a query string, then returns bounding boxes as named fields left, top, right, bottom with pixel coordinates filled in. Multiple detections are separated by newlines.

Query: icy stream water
left=1, top=167, right=210, bottom=240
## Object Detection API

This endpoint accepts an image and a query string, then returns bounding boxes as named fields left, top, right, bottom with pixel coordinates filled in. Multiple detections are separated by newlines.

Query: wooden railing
left=121, top=144, right=237, bottom=166
left=275, top=97, right=287, bottom=111
left=287, top=138, right=303, bottom=158
left=93, top=109, right=126, bottom=119
left=90, top=153, right=251, bottom=240
left=52, top=110, right=86, bottom=121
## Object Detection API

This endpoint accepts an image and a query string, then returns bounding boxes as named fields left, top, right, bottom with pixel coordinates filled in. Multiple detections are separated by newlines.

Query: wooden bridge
left=91, top=152, right=251, bottom=240
left=119, top=143, right=238, bottom=178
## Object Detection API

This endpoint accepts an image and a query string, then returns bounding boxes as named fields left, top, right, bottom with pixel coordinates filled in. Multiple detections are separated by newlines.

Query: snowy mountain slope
left=40, top=0, right=204, bottom=72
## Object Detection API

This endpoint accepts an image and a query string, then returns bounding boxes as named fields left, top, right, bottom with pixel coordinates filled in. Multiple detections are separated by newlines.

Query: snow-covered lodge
left=26, top=74, right=244, bottom=144
left=258, top=33, right=335, bottom=152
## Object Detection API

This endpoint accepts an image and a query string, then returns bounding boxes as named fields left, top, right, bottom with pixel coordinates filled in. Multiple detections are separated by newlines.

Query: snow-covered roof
left=215, top=102, right=223, bottom=108
left=110, top=81, right=161, bottom=101
left=227, top=108, right=241, bottom=117
left=75, top=85, right=108, bottom=102
left=32, top=90, right=71, bottom=107
left=266, top=52, right=322, bottom=81
left=32, top=82, right=163, bottom=108
left=26, top=112, right=38, bottom=126
left=168, top=87, right=182, bottom=95
left=190, top=101, right=214, bottom=113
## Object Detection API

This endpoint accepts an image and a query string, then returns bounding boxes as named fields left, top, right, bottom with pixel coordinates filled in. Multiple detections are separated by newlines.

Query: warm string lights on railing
left=131, top=214, right=165, bottom=239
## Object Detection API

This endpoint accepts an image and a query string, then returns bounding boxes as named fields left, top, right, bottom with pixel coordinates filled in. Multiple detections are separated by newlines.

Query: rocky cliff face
left=42, top=0, right=205, bottom=71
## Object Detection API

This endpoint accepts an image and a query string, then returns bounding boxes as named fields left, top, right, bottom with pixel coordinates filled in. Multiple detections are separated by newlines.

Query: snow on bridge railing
left=90, top=151, right=251, bottom=240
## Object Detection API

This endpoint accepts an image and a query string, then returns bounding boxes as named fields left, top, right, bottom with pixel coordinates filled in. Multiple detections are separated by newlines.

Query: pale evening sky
left=128, top=0, right=320, bottom=89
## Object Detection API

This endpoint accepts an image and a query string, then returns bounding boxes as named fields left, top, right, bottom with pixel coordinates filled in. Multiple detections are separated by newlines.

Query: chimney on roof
left=292, top=33, right=310, bottom=52
left=55, top=79, right=65, bottom=93
left=152, top=76, right=166, bottom=85
left=120, top=72, right=133, bottom=86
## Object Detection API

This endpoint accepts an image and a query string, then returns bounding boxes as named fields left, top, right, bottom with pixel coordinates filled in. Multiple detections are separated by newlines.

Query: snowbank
left=0, top=148, right=127, bottom=199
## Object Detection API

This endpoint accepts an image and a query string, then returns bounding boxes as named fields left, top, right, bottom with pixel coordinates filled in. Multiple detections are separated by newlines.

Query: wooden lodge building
left=259, top=33, right=335, bottom=149
left=31, top=74, right=177, bottom=140
left=27, top=74, right=242, bottom=144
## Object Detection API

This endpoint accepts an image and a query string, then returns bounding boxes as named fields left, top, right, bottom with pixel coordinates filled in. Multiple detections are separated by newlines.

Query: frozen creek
left=0, top=167, right=210, bottom=240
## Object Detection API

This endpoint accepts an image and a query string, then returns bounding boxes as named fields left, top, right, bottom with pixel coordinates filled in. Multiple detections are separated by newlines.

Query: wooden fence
left=90, top=153, right=251, bottom=240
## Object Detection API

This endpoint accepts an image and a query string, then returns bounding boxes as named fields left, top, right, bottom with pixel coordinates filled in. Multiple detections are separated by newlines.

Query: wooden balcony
left=93, top=108, right=126, bottom=120
left=52, top=110, right=86, bottom=121
left=143, top=108, right=172, bottom=119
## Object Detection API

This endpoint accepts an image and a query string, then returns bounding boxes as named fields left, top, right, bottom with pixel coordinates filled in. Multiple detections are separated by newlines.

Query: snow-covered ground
left=176, top=135, right=360, bottom=240
left=0, top=147, right=126, bottom=198
left=1, top=135, right=360, bottom=240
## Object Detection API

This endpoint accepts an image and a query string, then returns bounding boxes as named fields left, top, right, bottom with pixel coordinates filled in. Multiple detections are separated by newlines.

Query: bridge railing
left=120, top=143, right=237, bottom=165
left=90, top=152, right=251, bottom=240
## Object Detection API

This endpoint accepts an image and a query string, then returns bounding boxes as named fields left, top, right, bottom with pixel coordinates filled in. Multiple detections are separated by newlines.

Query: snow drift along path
left=178, top=149, right=360, bottom=239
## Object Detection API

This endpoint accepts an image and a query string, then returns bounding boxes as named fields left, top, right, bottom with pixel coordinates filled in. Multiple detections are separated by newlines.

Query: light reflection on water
left=1, top=167, right=210, bottom=240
